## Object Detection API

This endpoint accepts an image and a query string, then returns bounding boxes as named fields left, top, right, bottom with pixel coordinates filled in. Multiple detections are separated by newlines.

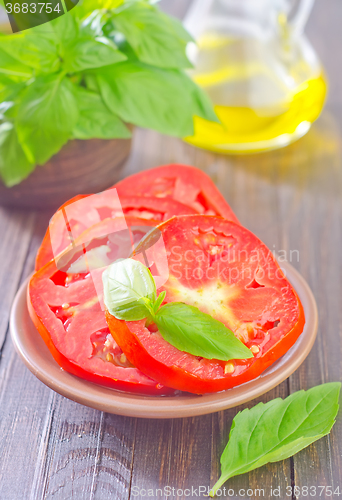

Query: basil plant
left=0, top=0, right=216, bottom=186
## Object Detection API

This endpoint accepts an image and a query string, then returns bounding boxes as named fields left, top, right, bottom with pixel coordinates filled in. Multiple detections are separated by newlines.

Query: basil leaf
left=0, top=78, right=26, bottom=103
left=0, top=32, right=59, bottom=73
left=155, top=302, right=253, bottom=361
left=63, top=36, right=126, bottom=73
left=0, top=122, right=35, bottom=187
left=103, top=258, right=157, bottom=321
left=48, top=13, right=79, bottom=47
left=153, top=290, right=166, bottom=313
left=97, top=61, right=216, bottom=137
left=0, top=47, right=33, bottom=80
left=72, top=86, right=131, bottom=139
left=25, top=13, right=79, bottom=49
left=211, top=382, right=341, bottom=496
left=80, top=9, right=112, bottom=38
left=16, top=74, right=78, bottom=165
left=112, top=2, right=192, bottom=69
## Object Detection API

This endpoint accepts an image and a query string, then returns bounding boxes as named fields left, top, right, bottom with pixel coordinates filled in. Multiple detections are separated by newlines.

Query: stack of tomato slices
left=28, top=164, right=305, bottom=396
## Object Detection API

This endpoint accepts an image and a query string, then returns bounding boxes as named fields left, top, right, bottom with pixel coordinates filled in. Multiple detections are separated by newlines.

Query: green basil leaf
left=80, top=9, right=111, bottom=38
left=112, top=2, right=192, bottom=69
left=211, top=382, right=341, bottom=496
left=153, top=290, right=166, bottom=313
left=103, top=258, right=157, bottom=321
left=0, top=47, right=33, bottom=80
left=16, top=74, right=78, bottom=165
left=155, top=302, right=253, bottom=361
left=63, top=36, right=126, bottom=72
left=0, top=78, right=26, bottom=102
left=48, top=12, right=79, bottom=47
left=97, top=61, right=216, bottom=137
left=72, top=86, right=131, bottom=139
left=0, top=32, right=59, bottom=73
left=0, top=122, right=35, bottom=187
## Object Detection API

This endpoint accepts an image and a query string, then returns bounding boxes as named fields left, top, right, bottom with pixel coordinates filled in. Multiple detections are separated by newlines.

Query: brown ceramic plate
left=10, top=262, right=318, bottom=418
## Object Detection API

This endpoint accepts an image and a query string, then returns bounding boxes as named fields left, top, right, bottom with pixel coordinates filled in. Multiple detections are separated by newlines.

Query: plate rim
left=10, top=261, right=318, bottom=418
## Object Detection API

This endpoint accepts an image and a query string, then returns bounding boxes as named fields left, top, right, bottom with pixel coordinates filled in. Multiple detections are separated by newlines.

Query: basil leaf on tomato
left=211, top=382, right=341, bottom=496
left=153, top=290, right=166, bottom=314
left=72, top=87, right=131, bottom=139
left=16, top=73, right=78, bottom=165
left=155, top=302, right=253, bottom=361
left=112, top=2, right=193, bottom=69
left=103, top=258, right=157, bottom=321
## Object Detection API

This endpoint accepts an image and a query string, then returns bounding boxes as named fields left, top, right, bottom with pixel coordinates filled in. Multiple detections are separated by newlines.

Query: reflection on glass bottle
left=184, top=0, right=327, bottom=154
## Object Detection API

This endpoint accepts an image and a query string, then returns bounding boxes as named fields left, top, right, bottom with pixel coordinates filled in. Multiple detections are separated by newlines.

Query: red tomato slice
left=106, top=215, right=305, bottom=394
left=114, top=164, right=239, bottom=223
left=35, top=192, right=195, bottom=271
left=28, top=217, right=174, bottom=395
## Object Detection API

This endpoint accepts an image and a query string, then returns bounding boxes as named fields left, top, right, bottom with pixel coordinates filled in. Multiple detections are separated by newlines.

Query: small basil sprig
left=103, top=258, right=253, bottom=361
left=103, top=258, right=157, bottom=321
left=210, top=382, right=341, bottom=496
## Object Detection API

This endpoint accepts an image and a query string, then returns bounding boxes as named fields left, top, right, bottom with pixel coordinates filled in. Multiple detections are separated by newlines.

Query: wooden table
left=1, top=1, right=341, bottom=498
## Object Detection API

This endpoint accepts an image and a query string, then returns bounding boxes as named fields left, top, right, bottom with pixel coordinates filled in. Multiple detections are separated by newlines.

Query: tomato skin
left=36, top=194, right=86, bottom=271
left=29, top=217, right=175, bottom=396
left=28, top=292, right=167, bottom=394
left=106, top=215, right=305, bottom=394
left=36, top=164, right=238, bottom=271
left=106, top=305, right=304, bottom=394
left=35, top=194, right=195, bottom=271
left=114, top=164, right=239, bottom=223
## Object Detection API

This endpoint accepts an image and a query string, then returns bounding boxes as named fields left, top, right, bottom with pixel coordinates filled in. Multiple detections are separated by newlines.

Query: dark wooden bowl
left=0, top=137, right=132, bottom=210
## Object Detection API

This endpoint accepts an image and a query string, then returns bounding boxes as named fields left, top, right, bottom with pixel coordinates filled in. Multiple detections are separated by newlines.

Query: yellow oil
left=185, top=36, right=327, bottom=154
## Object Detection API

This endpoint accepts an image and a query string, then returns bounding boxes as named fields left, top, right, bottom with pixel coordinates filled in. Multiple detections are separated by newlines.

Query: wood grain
left=0, top=1, right=342, bottom=499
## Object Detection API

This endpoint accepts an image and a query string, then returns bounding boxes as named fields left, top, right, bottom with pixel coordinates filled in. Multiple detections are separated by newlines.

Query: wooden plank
left=274, top=105, right=342, bottom=495
left=0, top=341, right=55, bottom=500
left=0, top=209, right=138, bottom=500
left=129, top=418, right=174, bottom=499
left=278, top=0, right=342, bottom=491
left=32, top=403, right=136, bottom=500
left=208, top=135, right=292, bottom=498
left=0, top=207, right=35, bottom=347
left=0, top=211, right=53, bottom=500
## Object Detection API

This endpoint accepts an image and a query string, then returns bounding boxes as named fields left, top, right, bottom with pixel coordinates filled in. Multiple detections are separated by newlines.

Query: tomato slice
left=28, top=217, right=174, bottom=395
left=106, top=215, right=305, bottom=394
left=114, top=164, right=239, bottom=223
left=35, top=192, right=195, bottom=271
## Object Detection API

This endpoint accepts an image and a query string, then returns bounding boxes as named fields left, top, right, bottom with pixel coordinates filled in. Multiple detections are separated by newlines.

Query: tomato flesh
left=114, top=164, right=239, bottom=223
left=106, top=215, right=305, bottom=394
left=29, top=217, right=174, bottom=395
